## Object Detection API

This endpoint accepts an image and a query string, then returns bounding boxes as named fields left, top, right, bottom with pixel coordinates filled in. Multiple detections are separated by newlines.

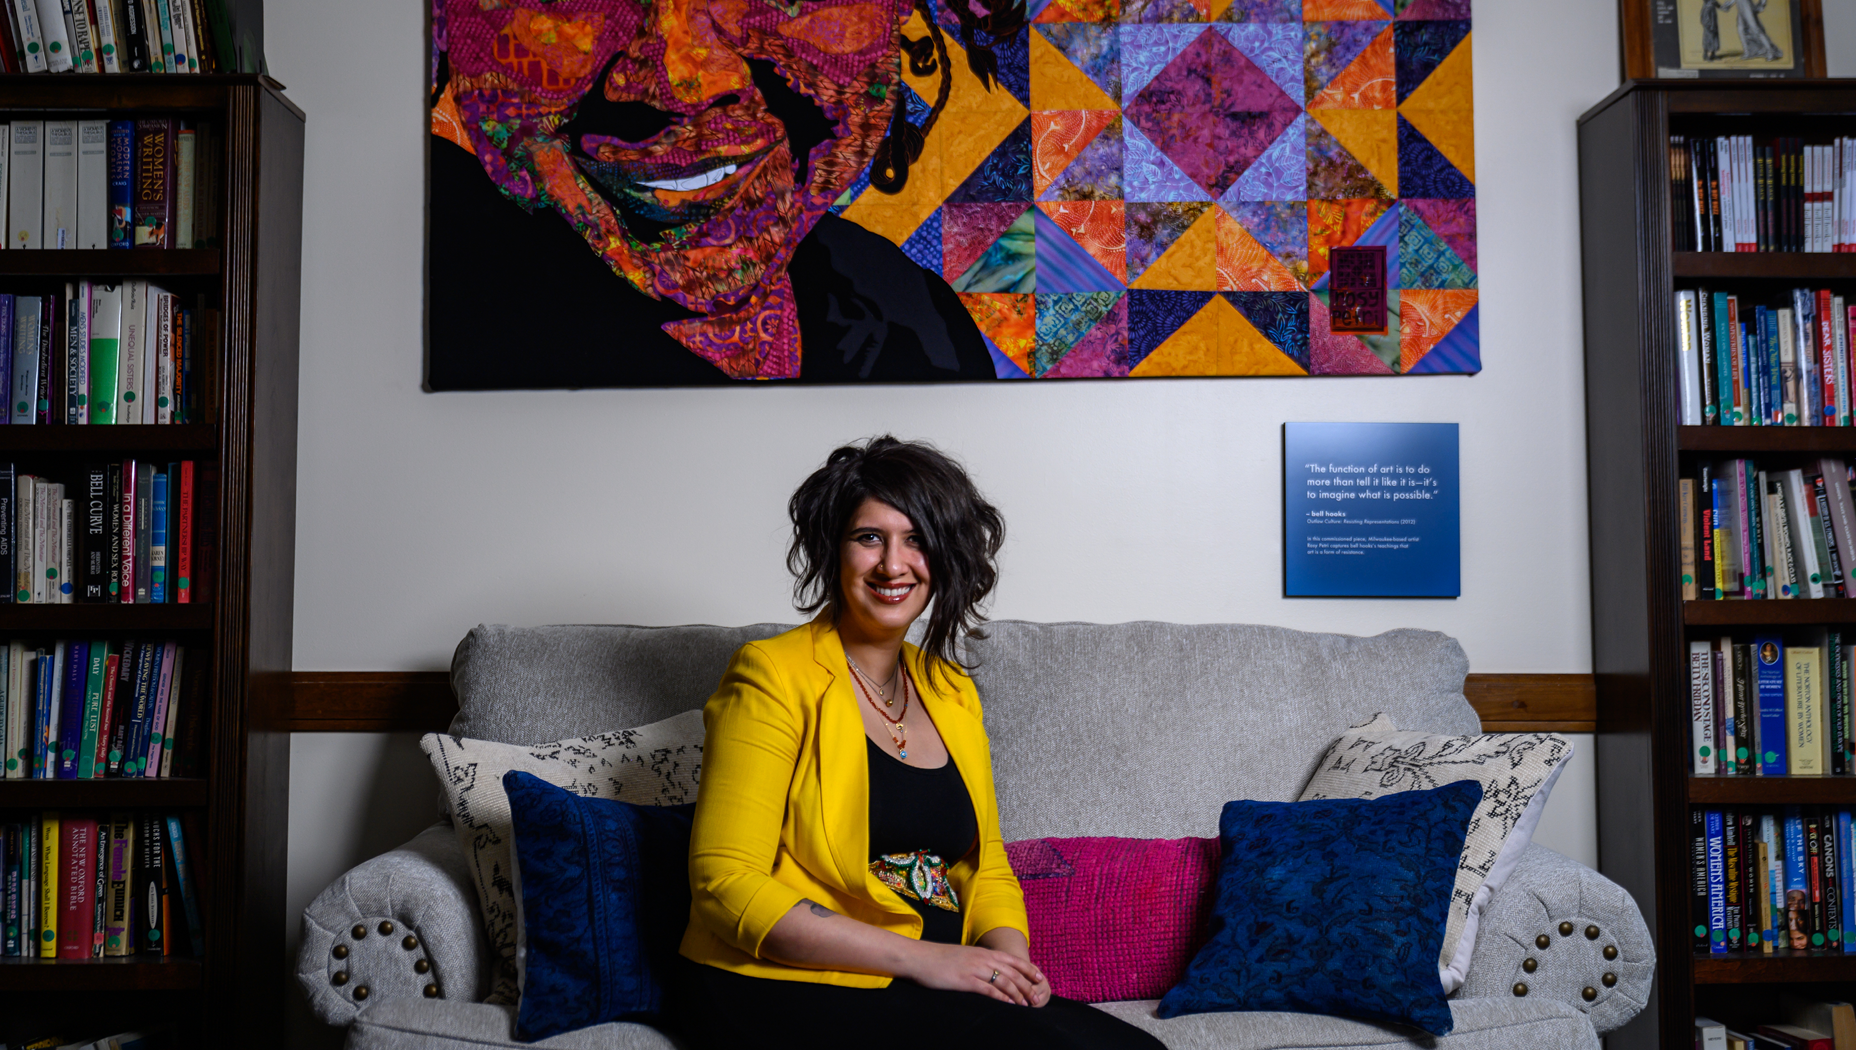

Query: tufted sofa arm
left=1456, top=844, right=1655, bottom=1035
left=298, top=823, right=491, bottom=1027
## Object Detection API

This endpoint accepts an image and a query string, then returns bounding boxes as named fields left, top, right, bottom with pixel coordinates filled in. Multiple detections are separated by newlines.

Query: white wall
left=270, top=0, right=1644, bottom=1038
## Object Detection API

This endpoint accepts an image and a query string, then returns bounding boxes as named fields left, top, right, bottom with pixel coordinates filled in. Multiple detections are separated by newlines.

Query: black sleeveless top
left=866, top=737, right=978, bottom=945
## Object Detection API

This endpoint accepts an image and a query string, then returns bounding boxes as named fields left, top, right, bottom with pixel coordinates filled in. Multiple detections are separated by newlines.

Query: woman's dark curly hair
left=787, top=436, right=1004, bottom=684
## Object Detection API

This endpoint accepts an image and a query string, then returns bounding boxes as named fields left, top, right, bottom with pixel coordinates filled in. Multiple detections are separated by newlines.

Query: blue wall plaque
left=1283, top=422, right=1460, bottom=598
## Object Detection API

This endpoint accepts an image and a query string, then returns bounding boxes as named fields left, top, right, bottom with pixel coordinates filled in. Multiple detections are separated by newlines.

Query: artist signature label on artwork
left=1328, top=245, right=1387, bottom=335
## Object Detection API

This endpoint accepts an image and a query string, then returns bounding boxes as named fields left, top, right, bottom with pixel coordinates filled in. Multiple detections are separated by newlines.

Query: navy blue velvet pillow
left=1157, top=780, right=1482, bottom=1036
left=503, top=770, right=695, bottom=1042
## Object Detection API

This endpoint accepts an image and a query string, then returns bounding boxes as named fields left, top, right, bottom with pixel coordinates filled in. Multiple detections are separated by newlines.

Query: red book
left=119, top=459, right=137, bottom=604
left=175, top=461, right=192, bottom=604
left=1757, top=1025, right=1834, bottom=1050
left=1820, top=290, right=1839, bottom=425
left=92, top=650, right=121, bottom=774
left=57, top=817, right=99, bottom=959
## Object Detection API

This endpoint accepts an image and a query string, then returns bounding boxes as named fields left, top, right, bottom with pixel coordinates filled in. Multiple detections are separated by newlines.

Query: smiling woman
left=425, top=0, right=1013, bottom=388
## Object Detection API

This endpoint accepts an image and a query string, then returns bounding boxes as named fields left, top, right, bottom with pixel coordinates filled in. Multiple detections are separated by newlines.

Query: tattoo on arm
left=799, top=898, right=837, bottom=919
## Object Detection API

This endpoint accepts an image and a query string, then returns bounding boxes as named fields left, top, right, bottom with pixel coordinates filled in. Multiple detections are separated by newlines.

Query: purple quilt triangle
left=1224, top=113, right=1306, bottom=203
left=1121, top=25, right=1212, bottom=98
left=1124, top=121, right=1212, bottom=203
left=1213, top=22, right=1303, bottom=103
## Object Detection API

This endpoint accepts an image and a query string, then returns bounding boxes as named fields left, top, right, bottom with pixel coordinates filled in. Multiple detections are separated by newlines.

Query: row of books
left=0, top=0, right=233, bottom=74
left=3, top=119, right=215, bottom=250
left=1, top=811, right=203, bottom=959
left=0, top=1033, right=165, bottom=1050
left=2, top=638, right=202, bottom=780
left=1, top=283, right=209, bottom=423
left=1676, top=459, right=1856, bottom=601
left=1674, top=288, right=1853, bottom=427
left=1669, top=135, right=1855, bottom=253
left=1695, top=808, right=1856, bottom=956
left=1695, top=996, right=1855, bottom=1050
left=1, top=461, right=200, bottom=605
left=1689, top=635, right=1851, bottom=776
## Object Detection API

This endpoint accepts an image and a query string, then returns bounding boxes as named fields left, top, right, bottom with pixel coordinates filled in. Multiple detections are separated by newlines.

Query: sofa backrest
left=448, top=620, right=1479, bottom=840
left=966, top=621, right=1478, bottom=841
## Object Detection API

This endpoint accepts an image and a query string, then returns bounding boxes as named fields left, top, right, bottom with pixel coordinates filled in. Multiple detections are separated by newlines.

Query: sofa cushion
left=1299, top=714, right=1573, bottom=994
left=449, top=623, right=793, bottom=744
left=1094, top=997, right=1601, bottom=1050
left=347, top=999, right=682, bottom=1049
left=419, top=712, right=704, bottom=1003
left=967, top=622, right=1478, bottom=841
left=1008, top=836, right=1221, bottom=1003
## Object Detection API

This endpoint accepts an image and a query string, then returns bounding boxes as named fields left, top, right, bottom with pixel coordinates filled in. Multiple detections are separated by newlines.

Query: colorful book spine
left=36, top=811, right=56, bottom=956
left=131, top=119, right=172, bottom=249
left=1759, top=635, right=1791, bottom=774
left=174, top=460, right=192, bottom=603
left=76, top=640, right=104, bottom=778
left=3, top=822, right=19, bottom=956
left=56, top=816, right=95, bottom=958
left=1787, top=809, right=1810, bottom=948
left=92, top=646, right=118, bottom=775
left=104, top=812, right=131, bottom=955
left=11, top=296, right=40, bottom=426
left=149, top=469, right=165, bottom=603
left=118, top=458, right=135, bottom=603
left=144, top=640, right=174, bottom=774
left=123, top=640, right=153, bottom=777
left=163, top=814, right=201, bottom=955
left=1709, top=809, right=1727, bottom=953
left=54, top=639, right=86, bottom=778
left=156, top=646, right=181, bottom=777
left=1692, top=640, right=1717, bottom=773
left=135, top=812, right=165, bottom=955
left=1725, top=808, right=1743, bottom=951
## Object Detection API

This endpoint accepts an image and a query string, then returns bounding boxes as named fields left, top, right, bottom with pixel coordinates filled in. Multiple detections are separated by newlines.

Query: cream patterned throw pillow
left=1298, top=713, right=1572, bottom=994
left=419, top=710, right=704, bottom=1003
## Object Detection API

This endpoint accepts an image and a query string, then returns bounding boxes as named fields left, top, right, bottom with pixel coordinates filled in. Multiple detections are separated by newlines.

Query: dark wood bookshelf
left=0, top=778, right=209, bottom=809
left=1691, top=950, right=1856, bottom=984
left=0, top=250, right=221, bottom=278
left=1689, top=775, right=1856, bottom=805
left=1671, top=252, right=1856, bottom=280
left=1678, top=425, right=1856, bottom=453
left=0, top=957, right=204, bottom=991
left=1580, top=79, right=1856, bottom=1050
left=0, top=77, right=302, bottom=1046
left=1684, top=599, right=1856, bottom=626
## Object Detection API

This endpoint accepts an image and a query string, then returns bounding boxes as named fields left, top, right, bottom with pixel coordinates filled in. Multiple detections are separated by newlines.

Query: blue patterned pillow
left=1157, top=780, right=1482, bottom=1036
left=503, top=770, right=695, bottom=1041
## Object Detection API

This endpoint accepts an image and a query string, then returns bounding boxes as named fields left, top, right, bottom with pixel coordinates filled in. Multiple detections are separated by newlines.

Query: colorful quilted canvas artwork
left=426, top=0, right=1475, bottom=387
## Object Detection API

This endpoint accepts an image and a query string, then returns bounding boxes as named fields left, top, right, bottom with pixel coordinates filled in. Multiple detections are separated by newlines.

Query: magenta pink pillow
left=1006, top=836, right=1222, bottom=1003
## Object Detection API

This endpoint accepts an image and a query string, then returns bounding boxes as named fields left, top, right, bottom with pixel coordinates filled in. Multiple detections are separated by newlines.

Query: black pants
left=672, top=960, right=1166, bottom=1050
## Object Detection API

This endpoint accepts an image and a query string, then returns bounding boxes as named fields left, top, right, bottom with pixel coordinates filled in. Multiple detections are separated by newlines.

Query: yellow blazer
left=680, top=618, right=1028, bottom=987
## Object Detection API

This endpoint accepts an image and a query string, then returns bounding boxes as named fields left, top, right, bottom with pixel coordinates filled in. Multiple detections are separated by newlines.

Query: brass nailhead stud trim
left=1586, top=925, right=1600, bottom=940
left=1603, top=945, right=1618, bottom=960
left=1536, top=934, right=1551, bottom=949
left=1522, top=958, right=1537, bottom=973
left=1513, top=983, right=1528, bottom=997
left=1582, top=987, right=1597, bottom=1002
left=354, top=986, right=370, bottom=1001
left=415, top=959, right=431, bottom=974
left=378, top=921, right=396, bottom=936
left=1558, top=921, right=1573, bottom=936
left=403, top=935, right=419, bottom=950
left=332, top=944, right=348, bottom=959
left=1602, top=972, right=1617, bottom=987
left=332, top=971, right=349, bottom=986
left=424, top=984, right=440, bottom=999
left=352, top=925, right=367, bottom=940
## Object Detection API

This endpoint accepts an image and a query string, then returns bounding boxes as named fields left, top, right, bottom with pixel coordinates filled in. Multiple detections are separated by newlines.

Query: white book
left=1808, top=145, right=1821, bottom=253
left=144, top=287, right=162, bottom=422
left=0, top=127, right=9, bottom=251
left=76, top=120, right=108, bottom=251
left=9, top=0, right=48, bottom=71
left=1780, top=307, right=1804, bottom=425
left=71, top=280, right=89, bottom=425
left=40, top=120, right=76, bottom=251
left=89, top=283, right=121, bottom=424
left=6, top=640, right=25, bottom=778
left=30, top=0, right=70, bottom=70
left=118, top=280, right=143, bottom=424
left=8, top=122, right=43, bottom=250
left=67, top=0, right=96, bottom=72
left=1717, top=137, right=1736, bottom=252
left=1676, top=290, right=1702, bottom=424
left=1845, top=139, right=1854, bottom=248
left=11, top=295, right=40, bottom=426
left=173, top=126, right=194, bottom=250
left=171, top=0, right=195, bottom=72
left=32, top=479, right=51, bottom=605
left=1784, top=469, right=1827, bottom=598
left=153, top=289, right=172, bottom=423
left=59, top=497, right=72, bottom=603
left=1739, top=136, right=1756, bottom=250
left=1692, top=640, right=1717, bottom=774
left=90, top=0, right=119, bottom=71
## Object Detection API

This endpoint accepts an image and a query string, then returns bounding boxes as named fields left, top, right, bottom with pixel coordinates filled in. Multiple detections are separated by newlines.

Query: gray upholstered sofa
left=298, top=621, right=1654, bottom=1050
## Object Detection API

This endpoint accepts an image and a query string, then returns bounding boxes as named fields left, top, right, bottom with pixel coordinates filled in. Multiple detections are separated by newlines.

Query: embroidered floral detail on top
left=870, top=850, right=961, bottom=913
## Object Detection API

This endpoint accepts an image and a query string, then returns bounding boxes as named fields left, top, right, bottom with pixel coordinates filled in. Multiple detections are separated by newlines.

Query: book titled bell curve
left=1282, top=422, right=1461, bottom=598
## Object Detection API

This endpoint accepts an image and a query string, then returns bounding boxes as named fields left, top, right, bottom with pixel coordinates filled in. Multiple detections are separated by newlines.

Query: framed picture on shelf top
left=1622, top=0, right=1826, bottom=79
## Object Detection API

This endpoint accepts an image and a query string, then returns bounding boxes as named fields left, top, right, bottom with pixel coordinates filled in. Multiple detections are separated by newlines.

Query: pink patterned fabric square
left=1006, top=836, right=1222, bottom=1003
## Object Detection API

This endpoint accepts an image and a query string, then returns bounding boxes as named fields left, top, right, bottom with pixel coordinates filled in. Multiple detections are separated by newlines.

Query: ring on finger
left=989, top=970, right=1000, bottom=984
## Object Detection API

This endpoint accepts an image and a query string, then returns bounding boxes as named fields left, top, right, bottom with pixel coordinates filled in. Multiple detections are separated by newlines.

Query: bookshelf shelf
left=1689, top=776, right=1856, bottom=805
left=0, top=957, right=203, bottom=991
left=0, top=605, right=212, bottom=632
left=0, top=424, right=217, bottom=454
left=0, top=250, right=221, bottom=278
left=1678, top=426, right=1856, bottom=453
left=1672, top=252, right=1856, bottom=280
left=1684, top=600, right=1856, bottom=626
left=1581, top=79, right=1856, bottom=1049
left=0, top=778, right=208, bottom=809
left=0, top=77, right=302, bottom=1041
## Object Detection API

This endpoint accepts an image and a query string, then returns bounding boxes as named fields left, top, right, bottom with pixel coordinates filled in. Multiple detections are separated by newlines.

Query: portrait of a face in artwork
left=428, top=0, right=1014, bottom=388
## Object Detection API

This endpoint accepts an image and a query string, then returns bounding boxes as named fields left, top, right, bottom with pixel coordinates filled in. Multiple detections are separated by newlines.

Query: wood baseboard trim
left=280, top=671, right=1598, bottom=735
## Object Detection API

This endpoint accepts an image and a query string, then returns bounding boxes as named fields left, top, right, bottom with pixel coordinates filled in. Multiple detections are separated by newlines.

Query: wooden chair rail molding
left=281, top=671, right=1596, bottom=734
